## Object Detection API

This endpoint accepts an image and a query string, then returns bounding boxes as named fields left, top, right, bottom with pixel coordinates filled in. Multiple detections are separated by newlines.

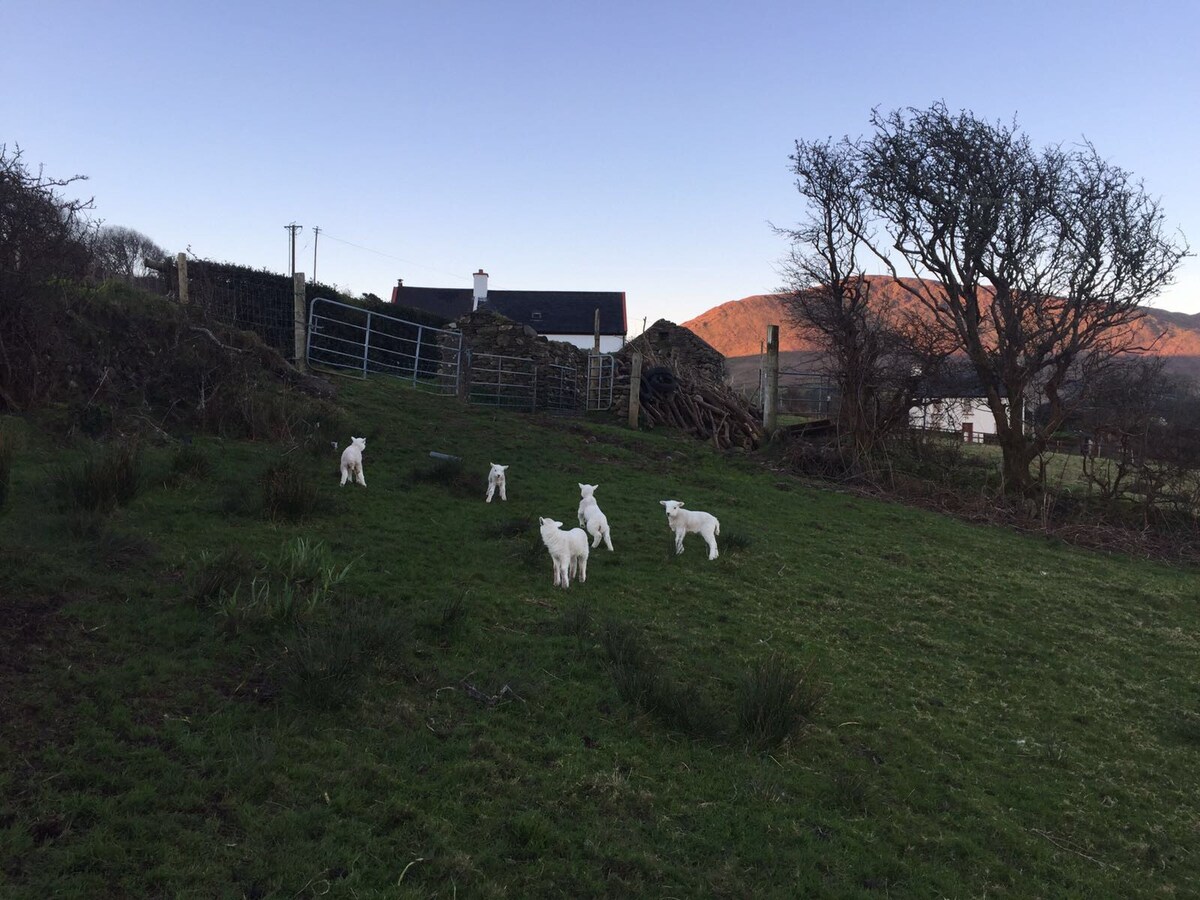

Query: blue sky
left=6, top=0, right=1198, bottom=333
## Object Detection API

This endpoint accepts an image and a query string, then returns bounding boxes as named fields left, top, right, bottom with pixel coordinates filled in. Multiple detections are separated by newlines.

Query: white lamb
left=339, top=437, right=367, bottom=487
left=577, top=483, right=613, bottom=551
left=486, top=463, right=508, bottom=502
left=660, top=499, right=720, bottom=560
left=539, top=517, right=589, bottom=588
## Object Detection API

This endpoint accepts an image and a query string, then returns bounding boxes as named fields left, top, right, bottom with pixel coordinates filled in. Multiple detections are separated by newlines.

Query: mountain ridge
left=681, top=279, right=1200, bottom=378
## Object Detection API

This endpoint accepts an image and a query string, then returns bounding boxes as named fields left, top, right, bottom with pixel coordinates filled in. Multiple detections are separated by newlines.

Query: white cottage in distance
left=389, top=269, right=627, bottom=352
left=909, top=367, right=1025, bottom=443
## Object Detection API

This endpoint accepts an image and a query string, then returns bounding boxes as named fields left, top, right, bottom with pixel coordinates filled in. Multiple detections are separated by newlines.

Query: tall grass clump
left=191, top=546, right=257, bottom=605
left=280, top=603, right=411, bottom=710
left=169, top=443, right=212, bottom=482
left=735, top=655, right=826, bottom=749
left=601, top=620, right=721, bottom=738
left=0, top=433, right=13, bottom=512
left=196, top=538, right=355, bottom=632
left=51, top=441, right=143, bottom=514
left=409, top=455, right=477, bottom=497
left=261, top=456, right=320, bottom=521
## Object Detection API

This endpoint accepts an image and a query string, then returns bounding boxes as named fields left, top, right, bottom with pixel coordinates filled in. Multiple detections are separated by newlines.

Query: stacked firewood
left=643, top=374, right=763, bottom=451
left=637, top=370, right=764, bottom=450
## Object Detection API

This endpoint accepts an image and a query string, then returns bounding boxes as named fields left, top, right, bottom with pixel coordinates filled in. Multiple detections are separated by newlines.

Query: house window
left=531, top=311, right=543, bottom=322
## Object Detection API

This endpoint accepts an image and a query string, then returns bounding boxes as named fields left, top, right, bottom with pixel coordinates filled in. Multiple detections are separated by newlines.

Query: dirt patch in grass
left=0, top=593, right=77, bottom=753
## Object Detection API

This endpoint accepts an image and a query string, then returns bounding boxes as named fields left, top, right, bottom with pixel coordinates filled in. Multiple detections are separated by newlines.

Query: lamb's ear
left=490, top=462, right=496, bottom=468
left=538, top=517, right=546, bottom=525
left=659, top=500, right=669, bottom=507
left=579, top=483, right=586, bottom=490
left=501, top=465, right=508, bottom=471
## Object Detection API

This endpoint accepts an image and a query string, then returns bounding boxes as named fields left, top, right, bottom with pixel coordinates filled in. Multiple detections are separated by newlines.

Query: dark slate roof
left=389, top=286, right=474, bottom=321
left=390, top=286, right=627, bottom=336
left=915, top=363, right=996, bottom=400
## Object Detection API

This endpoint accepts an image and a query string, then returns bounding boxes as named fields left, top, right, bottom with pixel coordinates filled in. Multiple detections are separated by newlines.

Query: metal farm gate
left=307, top=297, right=463, bottom=394
left=761, top=366, right=838, bottom=417
left=468, top=353, right=536, bottom=409
left=586, top=352, right=615, bottom=411
left=467, top=353, right=581, bottom=413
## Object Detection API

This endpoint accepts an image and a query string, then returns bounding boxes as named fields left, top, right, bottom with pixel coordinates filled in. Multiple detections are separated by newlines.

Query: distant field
left=2, top=379, right=1198, bottom=897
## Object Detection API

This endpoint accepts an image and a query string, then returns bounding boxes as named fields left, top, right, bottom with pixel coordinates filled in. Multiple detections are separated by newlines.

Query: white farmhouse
left=389, top=269, right=627, bottom=352
left=909, top=370, right=1024, bottom=442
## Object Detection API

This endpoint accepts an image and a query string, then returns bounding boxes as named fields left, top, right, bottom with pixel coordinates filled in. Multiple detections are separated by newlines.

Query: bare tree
left=787, top=103, right=1189, bottom=495
left=0, top=144, right=95, bottom=410
left=92, top=224, right=165, bottom=285
left=778, top=139, right=952, bottom=478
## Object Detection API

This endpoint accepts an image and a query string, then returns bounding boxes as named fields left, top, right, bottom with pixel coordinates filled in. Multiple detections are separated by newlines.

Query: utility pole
left=285, top=223, right=302, bottom=278
left=312, top=226, right=320, bottom=285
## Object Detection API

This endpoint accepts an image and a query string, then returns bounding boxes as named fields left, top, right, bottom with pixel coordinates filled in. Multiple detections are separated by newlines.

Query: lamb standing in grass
left=660, top=499, right=720, bottom=560
left=577, top=483, right=613, bottom=551
left=339, top=437, right=367, bottom=487
left=486, top=463, right=509, bottom=502
left=539, top=517, right=589, bottom=588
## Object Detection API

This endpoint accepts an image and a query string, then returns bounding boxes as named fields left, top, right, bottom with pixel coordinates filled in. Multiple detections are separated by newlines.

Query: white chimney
left=472, top=269, right=489, bottom=310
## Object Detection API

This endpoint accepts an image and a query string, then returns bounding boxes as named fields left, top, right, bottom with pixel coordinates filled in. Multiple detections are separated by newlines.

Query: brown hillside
left=682, top=277, right=1200, bottom=380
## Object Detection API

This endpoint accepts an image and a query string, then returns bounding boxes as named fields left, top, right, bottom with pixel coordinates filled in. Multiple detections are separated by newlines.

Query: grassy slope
left=1, top=377, right=1198, bottom=898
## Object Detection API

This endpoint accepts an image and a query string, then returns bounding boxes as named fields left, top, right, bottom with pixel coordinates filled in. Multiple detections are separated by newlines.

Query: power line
left=316, top=231, right=469, bottom=282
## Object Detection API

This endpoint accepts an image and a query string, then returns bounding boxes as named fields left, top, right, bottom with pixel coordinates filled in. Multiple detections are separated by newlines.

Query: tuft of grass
left=409, top=456, right=478, bottom=497
left=0, top=432, right=13, bottom=512
left=94, top=530, right=158, bottom=570
left=280, top=602, right=413, bottom=710
left=169, top=443, right=212, bottom=482
left=601, top=620, right=722, bottom=738
left=191, top=546, right=257, bottom=605
left=559, top=601, right=593, bottom=647
left=719, top=530, right=753, bottom=553
left=735, top=655, right=825, bottom=749
left=482, top=515, right=536, bottom=539
left=280, top=622, right=368, bottom=711
left=195, top=538, right=354, bottom=632
left=1171, top=710, right=1200, bottom=745
left=261, top=456, right=320, bottom=521
left=424, top=591, right=470, bottom=641
left=51, top=441, right=143, bottom=514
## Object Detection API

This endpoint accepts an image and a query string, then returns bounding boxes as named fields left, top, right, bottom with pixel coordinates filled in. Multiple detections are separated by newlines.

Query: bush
left=735, top=655, right=825, bottom=749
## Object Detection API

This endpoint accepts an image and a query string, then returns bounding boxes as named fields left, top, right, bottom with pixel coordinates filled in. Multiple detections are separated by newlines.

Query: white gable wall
left=544, top=334, right=626, bottom=353
left=910, top=397, right=1013, bottom=436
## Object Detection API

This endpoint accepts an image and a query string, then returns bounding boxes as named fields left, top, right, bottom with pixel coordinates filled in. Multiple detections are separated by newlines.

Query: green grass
left=2, top=378, right=1199, bottom=897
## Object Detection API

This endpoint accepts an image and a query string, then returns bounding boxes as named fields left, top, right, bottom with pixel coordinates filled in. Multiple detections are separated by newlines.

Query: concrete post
left=293, top=272, right=307, bottom=372
left=176, top=253, right=189, bottom=305
left=763, top=324, right=779, bottom=433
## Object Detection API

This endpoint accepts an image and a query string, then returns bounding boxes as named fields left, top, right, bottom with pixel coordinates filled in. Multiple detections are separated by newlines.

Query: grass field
left=2, top=377, right=1198, bottom=897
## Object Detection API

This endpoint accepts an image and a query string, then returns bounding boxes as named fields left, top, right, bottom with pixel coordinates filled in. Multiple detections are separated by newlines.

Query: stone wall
left=443, top=308, right=588, bottom=408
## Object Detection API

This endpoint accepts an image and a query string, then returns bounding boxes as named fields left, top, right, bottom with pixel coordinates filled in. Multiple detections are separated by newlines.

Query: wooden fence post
left=763, top=324, right=779, bottom=433
left=293, top=272, right=307, bottom=372
left=627, top=352, right=643, bottom=429
left=176, top=252, right=189, bottom=306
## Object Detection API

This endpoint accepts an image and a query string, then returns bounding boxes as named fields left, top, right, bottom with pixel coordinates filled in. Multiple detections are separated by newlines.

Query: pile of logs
left=636, top=366, right=763, bottom=450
